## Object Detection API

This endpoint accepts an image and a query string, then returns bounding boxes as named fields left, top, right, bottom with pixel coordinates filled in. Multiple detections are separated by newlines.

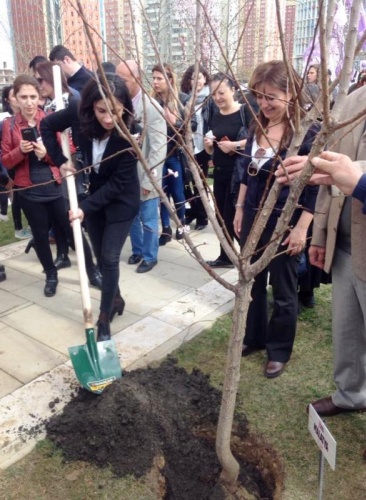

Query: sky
left=0, top=1, right=14, bottom=70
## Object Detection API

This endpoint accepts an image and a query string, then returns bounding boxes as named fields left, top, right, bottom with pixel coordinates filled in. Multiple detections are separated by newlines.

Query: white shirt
left=92, top=137, right=109, bottom=173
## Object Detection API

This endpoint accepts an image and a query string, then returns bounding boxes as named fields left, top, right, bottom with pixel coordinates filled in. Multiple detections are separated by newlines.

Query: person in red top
left=1, top=74, right=71, bottom=297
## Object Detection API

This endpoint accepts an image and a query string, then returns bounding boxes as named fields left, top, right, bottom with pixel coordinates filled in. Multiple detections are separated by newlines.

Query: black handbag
left=178, top=147, right=193, bottom=185
left=74, top=149, right=90, bottom=201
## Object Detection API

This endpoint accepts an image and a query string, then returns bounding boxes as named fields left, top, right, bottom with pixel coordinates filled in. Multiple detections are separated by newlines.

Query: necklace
left=264, top=119, right=284, bottom=134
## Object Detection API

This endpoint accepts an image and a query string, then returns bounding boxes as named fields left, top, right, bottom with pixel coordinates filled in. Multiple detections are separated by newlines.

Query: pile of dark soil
left=46, top=358, right=281, bottom=499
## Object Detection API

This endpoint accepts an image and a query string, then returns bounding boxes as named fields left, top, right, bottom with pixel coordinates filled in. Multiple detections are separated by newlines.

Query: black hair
left=180, top=64, right=210, bottom=94
left=1, top=85, right=14, bottom=114
left=29, top=55, right=48, bottom=71
left=210, top=72, right=237, bottom=90
left=49, top=45, right=76, bottom=62
left=79, top=73, right=134, bottom=140
left=101, top=61, right=116, bottom=74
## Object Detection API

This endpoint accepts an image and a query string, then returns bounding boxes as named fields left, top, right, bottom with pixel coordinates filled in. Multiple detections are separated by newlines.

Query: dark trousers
left=86, top=211, right=132, bottom=315
left=0, top=188, right=7, bottom=215
left=213, top=175, right=236, bottom=261
left=185, top=149, right=209, bottom=225
left=12, top=190, right=23, bottom=230
left=19, top=195, right=70, bottom=274
left=161, top=155, right=186, bottom=226
left=242, top=224, right=300, bottom=362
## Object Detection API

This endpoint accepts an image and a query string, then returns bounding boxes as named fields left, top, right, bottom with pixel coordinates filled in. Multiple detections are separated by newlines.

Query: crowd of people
left=1, top=44, right=366, bottom=420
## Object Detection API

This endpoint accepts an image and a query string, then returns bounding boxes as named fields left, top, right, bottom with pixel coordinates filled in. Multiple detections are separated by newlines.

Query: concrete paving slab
left=0, top=289, right=30, bottom=315
left=0, top=369, right=22, bottom=398
left=0, top=326, right=67, bottom=383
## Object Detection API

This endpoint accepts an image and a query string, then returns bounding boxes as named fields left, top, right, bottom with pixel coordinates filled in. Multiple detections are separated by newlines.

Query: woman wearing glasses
left=233, top=60, right=319, bottom=378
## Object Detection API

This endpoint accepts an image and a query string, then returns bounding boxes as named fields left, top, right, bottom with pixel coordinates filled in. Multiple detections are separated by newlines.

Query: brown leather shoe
left=264, top=360, right=286, bottom=379
left=308, top=396, right=366, bottom=417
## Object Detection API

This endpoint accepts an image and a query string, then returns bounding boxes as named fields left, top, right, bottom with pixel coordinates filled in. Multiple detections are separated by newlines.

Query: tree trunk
left=216, top=278, right=253, bottom=486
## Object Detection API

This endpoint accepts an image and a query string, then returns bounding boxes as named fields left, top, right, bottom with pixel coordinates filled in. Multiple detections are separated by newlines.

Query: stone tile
left=0, top=289, right=30, bottom=315
left=0, top=268, right=40, bottom=293
left=0, top=326, right=67, bottom=383
left=120, top=272, right=190, bottom=301
left=114, top=316, right=181, bottom=367
left=152, top=279, right=234, bottom=329
left=0, top=369, right=22, bottom=398
left=153, top=261, right=212, bottom=288
left=1, top=304, right=86, bottom=356
left=0, top=364, right=79, bottom=469
left=13, top=282, right=101, bottom=324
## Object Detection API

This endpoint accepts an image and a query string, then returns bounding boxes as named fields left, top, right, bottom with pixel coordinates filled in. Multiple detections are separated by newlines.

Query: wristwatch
left=236, top=142, right=241, bottom=151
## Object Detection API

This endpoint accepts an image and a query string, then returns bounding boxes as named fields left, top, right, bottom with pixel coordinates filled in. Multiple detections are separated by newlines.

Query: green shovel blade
left=68, top=328, right=122, bottom=394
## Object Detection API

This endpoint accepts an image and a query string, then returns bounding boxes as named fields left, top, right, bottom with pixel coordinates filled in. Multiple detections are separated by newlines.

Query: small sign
left=308, top=404, right=337, bottom=470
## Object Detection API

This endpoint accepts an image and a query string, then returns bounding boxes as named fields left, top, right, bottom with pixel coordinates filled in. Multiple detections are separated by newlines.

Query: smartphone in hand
left=21, top=127, right=39, bottom=142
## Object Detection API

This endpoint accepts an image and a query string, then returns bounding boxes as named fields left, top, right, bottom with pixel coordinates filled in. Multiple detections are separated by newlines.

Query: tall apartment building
left=61, top=0, right=102, bottom=69
left=284, top=0, right=297, bottom=64
left=8, top=0, right=52, bottom=72
left=292, top=0, right=319, bottom=73
left=8, top=0, right=101, bottom=73
left=237, top=0, right=286, bottom=78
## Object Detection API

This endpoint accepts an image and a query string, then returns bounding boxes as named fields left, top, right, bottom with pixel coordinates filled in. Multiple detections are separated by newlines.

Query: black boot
left=25, top=238, right=35, bottom=254
left=110, top=293, right=125, bottom=322
left=159, top=226, right=172, bottom=246
left=97, top=312, right=111, bottom=342
left=44, top=270, right=58, bottom=297
left=54, top=254, right=71, bottom=270
left=87, top=266, right=102, bottom=289
left=0, top=264, right=6, bottom=282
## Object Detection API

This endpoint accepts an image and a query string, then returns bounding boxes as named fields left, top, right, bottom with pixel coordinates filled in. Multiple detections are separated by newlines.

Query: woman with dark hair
left=41, top=74, right=140, bottom=341
left=233, top=60, right=320, bottom=378
left=33, top=61, right=101, bottom=288
left=203, top=72, right=249, bottom=267
left=151, top=62, right=197, bottom=244
left=1, top=74, right=73, bottom=297
left=1, top=85, right=32, bottom=237
left=180, top=63, right=213, bottom=230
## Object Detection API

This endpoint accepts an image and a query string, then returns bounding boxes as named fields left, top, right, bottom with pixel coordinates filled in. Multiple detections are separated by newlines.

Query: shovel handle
left=53, top=65, right=93, bottom=329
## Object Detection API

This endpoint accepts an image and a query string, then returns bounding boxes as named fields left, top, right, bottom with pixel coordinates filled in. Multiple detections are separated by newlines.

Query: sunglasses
left=248, top=147, right=267, bottom=176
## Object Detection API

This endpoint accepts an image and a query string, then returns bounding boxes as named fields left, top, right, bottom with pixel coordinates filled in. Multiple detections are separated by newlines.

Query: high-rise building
left=8, top=0, right=102, bottom=73
left=284, top=0, right=297, bottom=64
left=292, top=0, right=319, bottom=73
left=60, top=0, right=102, bottom=69
left=8, top=0, right=51, bottom=72
left=237, top=0, right=286, bottom=78
left=101, top=0, right=141, bottom=66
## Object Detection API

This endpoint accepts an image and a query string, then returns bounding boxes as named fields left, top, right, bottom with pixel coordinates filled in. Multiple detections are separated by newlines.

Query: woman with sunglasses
left=233, top=60, right=320, bottom=378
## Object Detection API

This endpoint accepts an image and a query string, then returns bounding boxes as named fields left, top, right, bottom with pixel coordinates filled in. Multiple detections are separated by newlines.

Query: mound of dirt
left=46, top=358, right=280, bottom=499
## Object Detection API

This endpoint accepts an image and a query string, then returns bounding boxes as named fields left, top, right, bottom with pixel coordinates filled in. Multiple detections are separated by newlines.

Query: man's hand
left=311, top=151, right=363, bottom=195
left=60, top=161, right=76, bottom=178
left=309, top=245, right=326, bottom=269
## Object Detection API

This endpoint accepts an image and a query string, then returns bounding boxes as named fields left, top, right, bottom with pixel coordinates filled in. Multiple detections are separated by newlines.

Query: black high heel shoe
left=25, top=238, right=35, bottom=254
left=110, top=296, right=125, bottom=322
left=96, top=312, right=111, bottom=342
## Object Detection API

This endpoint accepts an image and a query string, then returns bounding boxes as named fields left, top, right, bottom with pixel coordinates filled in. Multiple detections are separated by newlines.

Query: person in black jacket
left=233, top=60, right=319, bottom=378
left=49, top=45, right=93, bottom=93
left=151, top=63, right=197, bottom=244
left=41, top=74, right=139, bottom=342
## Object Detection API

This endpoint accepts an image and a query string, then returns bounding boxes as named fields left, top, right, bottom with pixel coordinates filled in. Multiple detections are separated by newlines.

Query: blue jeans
left=161, top=155, right=185, bottom=227
left=130, top=197, right=159, bottom=263
left=86, top=211, right=132, bottom=315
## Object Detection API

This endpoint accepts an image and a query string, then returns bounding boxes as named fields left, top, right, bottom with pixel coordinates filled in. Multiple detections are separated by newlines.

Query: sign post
left=308, top=404, right=337, bottom=500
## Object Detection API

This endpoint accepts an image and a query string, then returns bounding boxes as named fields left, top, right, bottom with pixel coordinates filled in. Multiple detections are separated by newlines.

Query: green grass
left=0, top=208, right=29, bottom=247
left=0, top=270, right=365, bottom=498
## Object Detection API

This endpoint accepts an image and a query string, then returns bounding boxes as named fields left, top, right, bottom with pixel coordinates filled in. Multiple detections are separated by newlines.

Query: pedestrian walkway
left=0, top=226, right=236, bottom=469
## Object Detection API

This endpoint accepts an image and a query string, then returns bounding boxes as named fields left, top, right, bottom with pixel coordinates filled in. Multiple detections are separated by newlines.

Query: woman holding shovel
left=41, top=74, right=139, bottom=342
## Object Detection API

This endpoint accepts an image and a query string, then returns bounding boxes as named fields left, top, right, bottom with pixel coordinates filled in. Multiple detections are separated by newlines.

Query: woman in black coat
left=41, top=74, right=139, bottom=341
